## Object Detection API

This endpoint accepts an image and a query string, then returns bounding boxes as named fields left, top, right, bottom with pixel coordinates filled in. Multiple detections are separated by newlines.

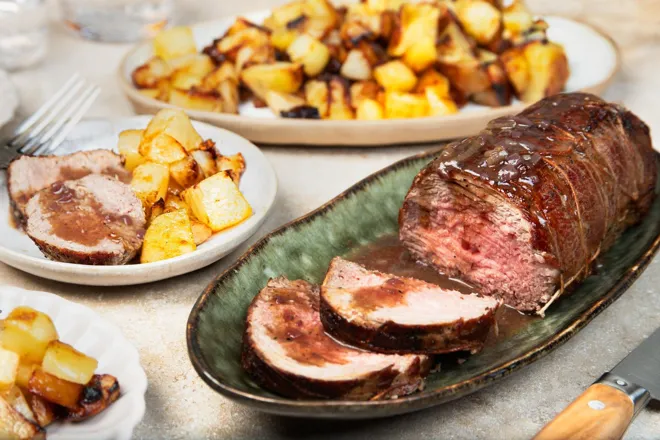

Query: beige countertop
left=3, top=1, right=660, bottom=438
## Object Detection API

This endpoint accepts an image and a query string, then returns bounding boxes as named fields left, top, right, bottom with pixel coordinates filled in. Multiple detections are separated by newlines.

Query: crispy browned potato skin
left=27, top=368, right=84, bottom=410
left=0, top=395, right=45, bottom=440
left=64, top=375, right=121, bottom=423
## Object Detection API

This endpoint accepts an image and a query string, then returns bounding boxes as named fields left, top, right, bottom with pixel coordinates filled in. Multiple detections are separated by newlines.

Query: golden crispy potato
left=241, top=62, right=304, bottom=100
left=502, top=0, right=534, bottom=37
left=164, top=194, right=193, bottom=217
left=191, top=221, right=213, bottom=245
left=388, top=3, right=441, bottom=57
left=263, top=1, right=304, bottom=30
left=149, top=199, right=165, bottom=225
left=132, top=57, right=172, bottom=89
left=15, top=364, right=35, bottom=390
left=340, top=49, right=372, bottom=80
left=414, top=69, right=451, bottom=95
left=436, top=19, right=476, bottom=63
left=1, top=386, right=36, bottom=424
left=169, top=88, right=224, bottom=112
left=356, top=98, right=384, bottom=120
left=426, top=86, right=459, bottom=116
left=117, top=129, right=146, bottom=172
left=170, top=155, right=203, bottom=189
left=139, top=132, right=187, bottom=165
left=142, top=108, right=204, bottom=152
left=470, top=51, right=511, bottom=106
left=168, top=53, right=215, bottom=78
left=216, top=27, right=272, bottom=62
left=302, top=0, right=340, bottom=39
left=455, top=0, right=502, bottom=46
left=27, top=367, right=83, bottom=410
left=216, top=153, right=246, bottom=185
left=170, top=71, right=203, bottom=91
left=182, top=172, right=253, bottom=232
left=305, top=79, right=330, bottom=117
left=500, top=46, right=529, bottom=98
left=0, top=307, right=58, bottom=364
left=374, top=60, right=417, bottom=92
left=287, top=34, right=330, bottom=76
left=270, top=27, right=300, bottom=51
left=202, top=62, right=239, bottom=89
left=131, top=162, right=170, bottom=212
left=153, top=26, right=197, bottom=60
left=191, top=150, right=218, bottom=178
left=264, top=90, right=306, bottom=116
left=41, top=341, right=98, bottom=386
left=328, top=77, right=355, bottom=120
left=402, top=39, right=437, bottom=73
left=384, top=91, right=429, bottom=118
left=25, top=393, right=55, bottom=428
left=141, top=210, right=196, bottom=263
left=0, top=348, right=18, bottom=390
left=520, top=41, right=569, bottom=103
left=0, top=394, right=44, bottom=440
left=350, top=80, right=381, bottom=108
left=63, top=374, right=120, bottom=423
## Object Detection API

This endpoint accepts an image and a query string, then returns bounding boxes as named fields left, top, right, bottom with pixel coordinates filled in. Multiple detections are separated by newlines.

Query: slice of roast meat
left=242, top=278, right=431, bottom=400
left=7, top=150, right=131, bottom=225
left=400, top=93, right=658, bottom=313
left=321, top=257, right=500, bottom=354
left=25, top=175, right=145, bottom=265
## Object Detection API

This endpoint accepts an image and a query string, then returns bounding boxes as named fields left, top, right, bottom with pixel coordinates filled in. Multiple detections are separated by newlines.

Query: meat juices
left=7, top=150, right=131, bottom=225
left=400, top=93, right=657, bottom=313
left=242, top=278, right=431, bottom=400
left=25, top=175, right=146, bottom=265
left=321, top=258, right=500, bottom=354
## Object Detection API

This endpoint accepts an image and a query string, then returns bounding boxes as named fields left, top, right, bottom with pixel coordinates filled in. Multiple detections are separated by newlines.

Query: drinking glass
left=59, top=0, right=174, bottom=43
left=0, top=0, right=48, bottom=71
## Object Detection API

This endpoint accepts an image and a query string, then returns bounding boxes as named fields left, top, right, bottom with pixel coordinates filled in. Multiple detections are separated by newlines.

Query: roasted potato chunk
left=455, top=0, right=502, bottom=46
left=502, top=0, right=534, bottom=37
left=170, top=155, right=203, bottom=189
left=520, top=41, right=569, bottom=103
left=142, top=108, right=204, bottom=153
left=388, top=3, right=441, bottom=58
left=500, top=46, right=529, bottom=98
left=164, top=194, right=192, bottom=216
left=182, top=171, right=253, bottom=232
left=264, top=1, right=304, bottom=30
left=141, top=209, right=196, bottom=263
left=241, top=62, right=304, bottom=100
left=131, top=162, right=170, bottom=212
left=374, top=60, right=417, bottom=92
left=426, top=86, right=459, bottom=116
left=384, top=91, right=429, bottom=119
left=191, top=221, right=213, bottom=245
left=41, top=341, right=98, bottom=385
left=27, top=368, right=83, bottom=410
left=287, top=34, right=330, bottom=76
left=340, top=49, right=372, bottom=80
left=1, top=386, right=36, bottom=424
left=0, top=307, right=58, bottom=364
left=153, top=26, right=197, bottom=60
left=350, top=80, right=381, bottom=108
left=117, top=129, right=146, bottom=172
left=15, top=364, right=36, bottom=390
left=264, top=90, right=306, bottom=116
left=216, top=153, right=246, bottom=185
left=0, top=348, right=19, bottom=390
left=169, top=88, right=224, bottom=112
left=191, top=149, right=219, bottom=178
left=25, top=393, right=56, bottom=428
left=0, top=394, right=44, bottom=440
left=305, top=79, right=330, bottom=117
left=356, top=98, right=384, bottom=120
left=63, top=375, right=120, bottom=423
left=168, top=53, right=215, bottom=78
left=132, top=57, right=172, bottom=89
left=328, top=77, right=354, bottom=120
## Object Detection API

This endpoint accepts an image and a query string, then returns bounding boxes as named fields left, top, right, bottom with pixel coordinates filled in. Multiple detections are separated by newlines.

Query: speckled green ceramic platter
left=187, top=150, right=660, bottom=419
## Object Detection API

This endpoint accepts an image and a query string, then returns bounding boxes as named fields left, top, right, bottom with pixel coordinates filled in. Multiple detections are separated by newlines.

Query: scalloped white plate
left=0, top=286, right=147, bottom=440
left=118, top=13, right=620, bottom=146
left=0, top=117, right=277, bottom=286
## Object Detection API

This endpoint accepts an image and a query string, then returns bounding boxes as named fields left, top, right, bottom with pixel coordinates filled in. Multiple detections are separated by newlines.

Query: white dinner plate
left=0, top=117, right=277, bottom=285
left=0, top=69, right=18, bottom=130
left=118, top=12, right=620, bottom=146
left=0, top=285, right=147, bottom=440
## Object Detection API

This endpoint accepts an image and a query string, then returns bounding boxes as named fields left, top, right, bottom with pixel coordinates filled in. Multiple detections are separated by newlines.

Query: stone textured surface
left=2, top=0, right=660, bottom=439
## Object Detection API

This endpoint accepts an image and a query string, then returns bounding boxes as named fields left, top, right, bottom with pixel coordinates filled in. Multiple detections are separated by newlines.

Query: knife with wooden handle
left=534, top=327, right=659, bottom=440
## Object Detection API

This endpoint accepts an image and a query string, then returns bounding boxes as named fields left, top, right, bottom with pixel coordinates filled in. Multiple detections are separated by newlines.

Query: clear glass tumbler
left=0, top=0, right=48, bottom=71
left=59, top=0, right=174, bottom=43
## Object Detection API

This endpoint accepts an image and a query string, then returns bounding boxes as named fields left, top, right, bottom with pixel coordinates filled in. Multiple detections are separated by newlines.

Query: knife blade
left=533, top=327, right=659, bottom=440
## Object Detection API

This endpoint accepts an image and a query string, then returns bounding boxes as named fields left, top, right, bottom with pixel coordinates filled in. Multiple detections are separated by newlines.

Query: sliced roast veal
left=7, top=150, right=130, bottom=224
left=242, top=278, right=431, bottom=400
left=25, top=174, right=146, bottom=265
left=320, top=257, right=500, bottom=354
left=400, top=93, right=658, bottom=313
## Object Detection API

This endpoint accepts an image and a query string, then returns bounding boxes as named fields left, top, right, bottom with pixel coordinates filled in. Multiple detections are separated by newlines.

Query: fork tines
left=6, top=73, right=100, bottom=159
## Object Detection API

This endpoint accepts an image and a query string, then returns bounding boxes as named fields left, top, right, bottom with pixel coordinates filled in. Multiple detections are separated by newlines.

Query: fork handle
left=533, top=374, right=650, bottom=440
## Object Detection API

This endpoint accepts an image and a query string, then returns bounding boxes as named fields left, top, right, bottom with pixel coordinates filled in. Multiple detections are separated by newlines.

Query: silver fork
left=0, top=73, right=100, bottom=169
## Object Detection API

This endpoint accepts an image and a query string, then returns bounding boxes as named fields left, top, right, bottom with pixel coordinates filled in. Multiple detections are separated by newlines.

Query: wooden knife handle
left=533, top=383, right=634, bottom=440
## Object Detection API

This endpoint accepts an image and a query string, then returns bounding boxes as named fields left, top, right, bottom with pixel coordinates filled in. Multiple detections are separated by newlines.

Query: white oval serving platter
left=0, top=117, right=277, bottom=285
left=118, top=12, right=620, bottom=146
left=0, top=285, right=148, bottom=440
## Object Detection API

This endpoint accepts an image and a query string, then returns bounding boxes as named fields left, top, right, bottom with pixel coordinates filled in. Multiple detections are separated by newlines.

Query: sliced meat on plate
left=242, top=277, right=431, bottom=400
left=7, top=150, right=131, bottom=224
left=321, top=257, right=500, bottom=355
left=25, top=174, right=146, bottom=265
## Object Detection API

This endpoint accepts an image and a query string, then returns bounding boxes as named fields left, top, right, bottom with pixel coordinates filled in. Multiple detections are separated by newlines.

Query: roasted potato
left=0, top=307, right=58, bottom=364
left=24, top=393, right=55, bottom=428
left=264, top=90, right=306, bottom=116
left=191, top=149, right=219, bottom=178
left=340, top=49, right=372, bottom=80
left=241, top=62, right=304, bottom=100
left=216, top=153, right=246, bottom=185
left=169, top=88, right=224, bottom=112
left=426, top=86, right=459, bottom=116
left=153, top=26, right=197, bottom=60
left=414, top=69, right=451, bottom=95
left=356, top=98, right=385, bottom=120
left=350, top=80, right=381, bottom=108
left=455, top=0, right=502, bottom=46
left=141, top=209, right=197, bottom=263
left=132, top=57, right=172, bottom=89
left=388, top=3, right=441, bottom=58
left=328, top=77, right=354, bottom=120
left=117, top=129, right=146, bottom=172
left=27, top=368, right=83, bottom=410
left=1, top=386, right=36, bottom=424
left=131, top=162, right=170, bottom=212
left=500, top=46, right=529, bottom=98
left=305, top=79, right=330, bottom=117
left=183, top=171, right=253, bottom=232
left=41, top=341, right=98, bottom=386
left=149, top=198, right=165, bottom=225
left=63, top=375, right=120, bottom=423
left=164, top=194, right=192, bottom=216
left=0, top=394, right=44, bottom=440
left=470, top=51, right=511, bottom=106
left=263, top=1, right=305, bottom=30
left=142, top=109, right=204, bottom=153
left=502, top=0, right=534, bottom=37
left=374, top=60, right=417, bottom=92
left=170, top=155, right=203, bottom=189
left=191, top=221, right=213, bottom=245
left=384, top=91, right=429, bottom=119
left=287, top=34, right=330, bottom=76
left=15, top=364, right=36, bottom=390
left=520, top=41, right=569, bottom=103
left=0, top=348, right=19, bottom=390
